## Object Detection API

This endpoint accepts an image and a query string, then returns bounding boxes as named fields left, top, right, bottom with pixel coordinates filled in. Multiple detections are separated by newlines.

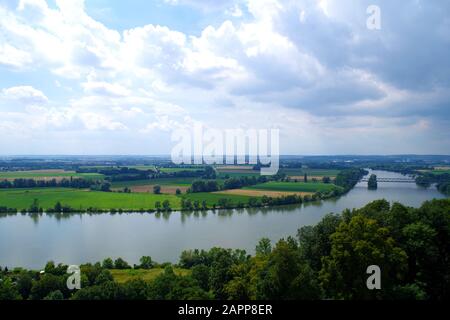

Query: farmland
left=245, top=181, right=342, bottom=193
left=279, top=168, right=340, bottom=177
left=183, top=192, right=256, bottom=207
left=0, top=170, right=104, bottom=180
left=0, top=188, right=180, bottom=210
left=111, top=178, right=198, bottom=188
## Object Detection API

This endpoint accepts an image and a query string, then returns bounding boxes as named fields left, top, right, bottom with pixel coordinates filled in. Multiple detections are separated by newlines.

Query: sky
left=0, top=0, right=449, bottom=155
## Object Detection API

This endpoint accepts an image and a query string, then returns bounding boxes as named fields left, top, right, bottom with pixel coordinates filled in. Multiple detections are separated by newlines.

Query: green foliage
left=139, top=256, right=155, bottom=269
left=368, top=174, right=378, bottom=189
left=114, top=258, right=130, bottom=270
left=0, top=277, right=22, bottom=300
left=319, top=214, right=408, bottom=299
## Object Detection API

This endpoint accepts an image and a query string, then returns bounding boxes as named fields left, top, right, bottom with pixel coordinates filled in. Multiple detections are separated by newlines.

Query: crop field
left=0, top=188, right=180, bottom=210
left=110, top=268, right=190, bottom=284
left=246, top=181, right=342, bottom=193
left=430, top=169, right=450, bottom=175
left=126, top=165, right=157, bottom=171
left=112, top=185, right=190, bottom=194
left=183, top=192, right=257, bottom=206
left=217, top=171, right=260, bottom=178
left=279, top=169, right=340, bottom=177
left=158, top=167, right=205, bottom=173
left=111, top=178, right=198, bottom=188
left=0, top=170, right=104, bottom=180
left=214, top=189, right=314, bottom=198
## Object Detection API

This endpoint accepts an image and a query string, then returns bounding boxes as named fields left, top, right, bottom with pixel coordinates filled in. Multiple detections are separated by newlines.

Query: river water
left=0, top=170, right=446, bottom=269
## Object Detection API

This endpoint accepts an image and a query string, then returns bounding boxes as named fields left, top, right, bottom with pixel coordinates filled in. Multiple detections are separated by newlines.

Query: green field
left=0, top=171, right=104, bottom=180
left=279, top=169, right=340, bottom=177
left=183, top=192, right=257, bottom=206
left=246, top=181, right=342, bottom=193
left=0, top=188, right=180, bottom=210
left=429, top=169, right=450, bottom=175
left=110, top=268, right=190, bottom=284
left=125, top=165, right=157, bottom=171
left=111, top=177, right=199, bottom=188
left=217, top=171, right=260, bottom=178
left=158, top=167, right=205, bottom=173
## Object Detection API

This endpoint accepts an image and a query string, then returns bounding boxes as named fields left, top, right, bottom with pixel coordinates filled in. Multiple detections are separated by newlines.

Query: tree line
left=0, top=178, right=92, bottom=189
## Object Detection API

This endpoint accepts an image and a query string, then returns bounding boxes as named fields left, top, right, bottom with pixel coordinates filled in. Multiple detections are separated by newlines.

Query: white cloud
left=1, top=86, right=48, bottom=104
left=82, top=81, right=130, bottom=97
left=0, top=0, right=448, bottom=154
left=0, top=43, right=32, bottom=68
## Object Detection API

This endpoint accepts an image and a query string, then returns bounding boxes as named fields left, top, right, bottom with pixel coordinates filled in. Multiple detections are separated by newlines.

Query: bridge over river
left=360, top=177, right=416, bottom=183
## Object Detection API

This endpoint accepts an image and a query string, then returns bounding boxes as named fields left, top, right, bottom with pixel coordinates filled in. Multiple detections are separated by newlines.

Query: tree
left=95, top=270, right=114, bottom=285
left=43, top=290, right=64, bottom=300
left=153, top=185, right=161, bottom=194
left=162, top=200, right=171, bottom=211
left=255, top=238, right=272, bottom=257
left=175, top=188, right=181, bottom=195
left=304, top=174, right=308, bottom=183
left=102, top=258, right=114, bottom=269
left=29, top=198, right=40, bottom=213
left=30, top=274, right=66, bottom=300
left=114, top=258, right=130, bottom=270
left=0, top=278, right=22, bottom=300
left=155, top=201, right=161, bottom=211
left=16, top=272, right=33, bottom=299
left=319, top=214, right=407, bottom=299
left=322, top=176, right=331, bottom=184
left=139, top=256, right=154, bottom=269
left=54, top=201, right=62, bottom=213
left=191, top=264, right=210, bottom=291
left=368, top=174, right=378, bottom=190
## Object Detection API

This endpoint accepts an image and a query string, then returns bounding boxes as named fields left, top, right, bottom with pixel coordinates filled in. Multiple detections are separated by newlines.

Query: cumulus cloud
left=1, top=86, right=48, bottom=104
left=0, top=0, right=448, bottom=154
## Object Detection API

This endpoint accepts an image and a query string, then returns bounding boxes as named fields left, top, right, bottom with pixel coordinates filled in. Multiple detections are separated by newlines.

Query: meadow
left=279, top=168, right=340, bottom=177
left=246, top=181, right=342, bottom=193
left=0, top=170, right=104, bottom=180
left=0, top=188, right=180, bottom=210
left=183, top=192, right=257, bottom=206
left=110, top=268, right=191, bottom=284
left=111, top=177, right=198, bottom=188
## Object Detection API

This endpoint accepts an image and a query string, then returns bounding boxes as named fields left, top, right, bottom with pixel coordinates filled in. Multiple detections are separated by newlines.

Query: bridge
left=359, top=178, right=415, bottom=183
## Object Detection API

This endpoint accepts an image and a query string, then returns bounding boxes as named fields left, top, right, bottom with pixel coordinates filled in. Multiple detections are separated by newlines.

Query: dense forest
left=1, top=198, right=448, bottom=300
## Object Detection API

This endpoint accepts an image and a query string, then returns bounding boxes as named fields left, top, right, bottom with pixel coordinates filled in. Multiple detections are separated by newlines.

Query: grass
left=126, top=165, right=157, bottom=171
left=0, top=171, right=104, bottom=180
left=159, top=167, right=205, bottom=173
left=429, top=169, right=450, bottom=175
left=110, top=268, right=191, bottom=284
left=279, top=169, right=340, bottom=177
left=111, top=178, right=198, bottom=188
left=0, top=188, right=180, bottom=210
left=183, top=192, right=257, bottom=206
left=246, top=181, right=342, bottom=193
left=217, top=172, right=260, bottom=178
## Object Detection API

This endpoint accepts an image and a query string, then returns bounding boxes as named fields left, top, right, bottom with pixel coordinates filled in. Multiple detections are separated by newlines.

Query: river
left=0, top=170, right=446, bottom=269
